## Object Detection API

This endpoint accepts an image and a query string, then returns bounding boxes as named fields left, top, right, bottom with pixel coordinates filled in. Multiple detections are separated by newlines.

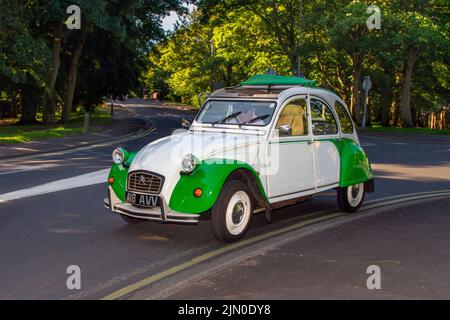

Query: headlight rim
left=112, top=147, right=129, bottom=165
left=181, top=153, right=198, bottom=174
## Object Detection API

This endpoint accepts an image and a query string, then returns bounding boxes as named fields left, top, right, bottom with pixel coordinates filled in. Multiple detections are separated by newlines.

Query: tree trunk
left=380, top=72, right=393, bottom=127
left=9, top=89, right=18, bottom=118
left=43, top=22, right=64, bottom=125
left=19, top=84, right=39, bottom=124
left=351, top=56, right=362, bottom=125
left=225, top=63, right=233, bottom=87
left=289, top=46, right=297, bottom=76
left=399, top=46, right=419, bottom=127
left=381, top=91, right=392, bottom=127
left=62, top=30, right=85, bottom=123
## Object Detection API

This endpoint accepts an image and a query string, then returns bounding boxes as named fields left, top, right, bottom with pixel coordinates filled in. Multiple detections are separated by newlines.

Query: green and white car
left=104, top=75, right=374, bottom=243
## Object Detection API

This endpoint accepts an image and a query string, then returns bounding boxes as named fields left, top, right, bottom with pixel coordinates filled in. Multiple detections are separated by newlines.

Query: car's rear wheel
left=211, top=181, right=254, bottom=243
left=337, top=182, right=365, bottom=213
left=120, top=214, right=146, bottom=224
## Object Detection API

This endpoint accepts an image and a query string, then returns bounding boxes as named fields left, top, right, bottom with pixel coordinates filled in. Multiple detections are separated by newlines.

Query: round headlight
left=112, top=148, right=128, bottom=164
left=181, top=154, right=197, bottom=174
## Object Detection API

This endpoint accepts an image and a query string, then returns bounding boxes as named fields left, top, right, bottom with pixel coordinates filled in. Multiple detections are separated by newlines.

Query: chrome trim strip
left=113, top=203, right=200, bottom=224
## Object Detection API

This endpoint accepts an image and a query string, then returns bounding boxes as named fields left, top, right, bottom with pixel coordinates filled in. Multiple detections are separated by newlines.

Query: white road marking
left=0, top=168, right=109, bottom=203
left=0, top=165, right=52, bottom=176
left=361, top=143, right=377, bottom=147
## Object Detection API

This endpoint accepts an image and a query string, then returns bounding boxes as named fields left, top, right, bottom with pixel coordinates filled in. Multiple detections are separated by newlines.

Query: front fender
left=107, top=151, right=137, bottom=202
left=169, top=159, right=266, bottom=214
left=336, top=139, right=373, bottom=187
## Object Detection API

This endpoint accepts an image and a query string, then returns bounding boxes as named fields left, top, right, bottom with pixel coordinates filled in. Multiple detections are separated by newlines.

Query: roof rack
left=209, top=74, right=317, bottom=99
left=240, top=74, right=317, bottom=88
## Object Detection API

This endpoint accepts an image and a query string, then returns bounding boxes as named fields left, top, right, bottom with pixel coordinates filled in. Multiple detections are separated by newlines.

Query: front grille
left=127, top=171, right=164, bottom=194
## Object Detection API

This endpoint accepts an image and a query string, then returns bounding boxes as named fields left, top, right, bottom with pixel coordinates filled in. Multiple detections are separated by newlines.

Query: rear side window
left=310, top=99, right=338, bottom=135
left=334, top=101, right=354, bottom=134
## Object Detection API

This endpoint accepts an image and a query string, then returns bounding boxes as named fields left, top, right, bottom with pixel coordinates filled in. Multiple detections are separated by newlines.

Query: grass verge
left=365, top=125, right=450, bottom=136
left=0, top=107, right=112, bottom=144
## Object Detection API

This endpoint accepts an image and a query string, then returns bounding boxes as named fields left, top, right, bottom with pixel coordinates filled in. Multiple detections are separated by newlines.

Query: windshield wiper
left=212, top=111, right=242, bottom=126
left=240, top=114, right=271, bottom=125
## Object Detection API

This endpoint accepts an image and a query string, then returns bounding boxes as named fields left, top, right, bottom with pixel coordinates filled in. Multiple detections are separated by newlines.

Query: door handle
left=308, top=139, right=314, bottom=145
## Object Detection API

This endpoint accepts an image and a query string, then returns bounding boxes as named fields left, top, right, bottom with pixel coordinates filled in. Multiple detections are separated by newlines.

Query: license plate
left=126, top=192, right=161, bottom=208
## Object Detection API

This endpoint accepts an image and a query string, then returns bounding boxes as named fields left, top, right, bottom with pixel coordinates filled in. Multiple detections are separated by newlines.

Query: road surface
left=0, top=99, right=449, bottom=299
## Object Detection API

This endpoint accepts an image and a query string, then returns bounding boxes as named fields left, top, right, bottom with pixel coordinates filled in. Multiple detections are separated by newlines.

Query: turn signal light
left=108, top=177, right=115, bottom=185
left=193, top=188, right=202, bottom=198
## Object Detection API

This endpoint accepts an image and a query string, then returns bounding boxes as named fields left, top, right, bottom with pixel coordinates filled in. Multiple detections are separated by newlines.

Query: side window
left=310, top=99, right=338, bottom=135
left=276, top=99, right=308, bottom=136
left=334, top=101, right=354, bottom=134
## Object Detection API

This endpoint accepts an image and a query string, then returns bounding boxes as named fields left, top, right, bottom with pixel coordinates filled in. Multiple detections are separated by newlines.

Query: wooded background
left=145, top=0, right=449, bottom=128
left=0, top=0, right=448, bottom=129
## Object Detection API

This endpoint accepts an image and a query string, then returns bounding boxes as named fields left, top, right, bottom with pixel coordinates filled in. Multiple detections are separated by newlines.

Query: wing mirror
left=277, top=124, right=292, bottom=136
left=181, top=118, right=191, bottom=129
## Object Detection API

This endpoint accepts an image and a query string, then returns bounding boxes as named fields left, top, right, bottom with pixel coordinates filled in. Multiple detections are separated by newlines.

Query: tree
left=224, top=0, right=303, bottom=76
left=394, top=2, right=448, bottom=127
left=146, top=7, right=291, bottom=106
left=61, top=0, right=188, bottom=121
left=328, top=2, right=374, bottom=124
left=75, top=29, right=142, bottom=111
left=0, top=0, right=49, bottom=124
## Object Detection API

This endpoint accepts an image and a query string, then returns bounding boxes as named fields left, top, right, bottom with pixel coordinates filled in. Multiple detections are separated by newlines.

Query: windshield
left=196, top=100, right=276, bottom=127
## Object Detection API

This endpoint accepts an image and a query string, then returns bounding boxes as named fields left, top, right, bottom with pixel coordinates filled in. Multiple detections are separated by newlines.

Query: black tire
left=337, top=183, right=365, bottom=213
left=120, top=214, right=146, bottom=224
left=211, top=180, right=254, bottom=243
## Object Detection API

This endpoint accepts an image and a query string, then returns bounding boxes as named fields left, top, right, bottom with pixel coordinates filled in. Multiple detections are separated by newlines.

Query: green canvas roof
left=240, top=74, right=317, bottom=87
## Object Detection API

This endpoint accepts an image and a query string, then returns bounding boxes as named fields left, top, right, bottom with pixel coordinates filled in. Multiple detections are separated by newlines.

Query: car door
left=262, top=96, right=316, bottom=200
left=310, top=97, right=340, bottom=188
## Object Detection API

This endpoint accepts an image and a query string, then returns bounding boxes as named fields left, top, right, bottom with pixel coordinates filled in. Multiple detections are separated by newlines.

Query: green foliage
left=145, top=8, right=292, bottom=106
left=0, top=0, right=50, bottom=85
left=146, top=0, right=449, bottom=126
left=0, top=0, right=187, bottom=123
left=1, top=0, right=448, bottom=129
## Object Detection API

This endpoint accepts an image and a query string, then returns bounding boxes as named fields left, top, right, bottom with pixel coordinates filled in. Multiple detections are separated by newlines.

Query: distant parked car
left=104, top=74, right=374, bottom=242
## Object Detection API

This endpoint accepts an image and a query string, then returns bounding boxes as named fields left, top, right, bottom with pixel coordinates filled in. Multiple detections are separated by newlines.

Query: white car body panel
left=313, top=140, right=341, bottom=187
left=265, top=138, right=316, bottom=198
left=130, top=130, right=262, bottom=203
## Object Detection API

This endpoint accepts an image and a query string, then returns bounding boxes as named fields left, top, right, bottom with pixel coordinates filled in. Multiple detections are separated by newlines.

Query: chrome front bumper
left=104, top=197, right=200, bottom=225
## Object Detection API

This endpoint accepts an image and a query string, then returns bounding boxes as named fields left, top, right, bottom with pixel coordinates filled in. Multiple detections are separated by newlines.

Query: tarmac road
left=0, top=99, right=449, bottom=299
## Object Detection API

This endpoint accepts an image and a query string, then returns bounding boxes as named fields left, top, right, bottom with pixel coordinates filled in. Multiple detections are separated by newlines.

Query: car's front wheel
left=337, top=182, right=365, bottom=213
left=211, top=181, right=254, bottom=243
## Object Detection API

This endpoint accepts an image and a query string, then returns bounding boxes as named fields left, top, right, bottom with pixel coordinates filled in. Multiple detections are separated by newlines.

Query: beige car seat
left=277, top=104, right=306, bottom=136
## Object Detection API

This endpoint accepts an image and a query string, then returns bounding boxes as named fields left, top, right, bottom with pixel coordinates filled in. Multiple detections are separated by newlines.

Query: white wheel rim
left=347, top=183, right=364, bottom=207
left=225, top=191, right=251, bottom=236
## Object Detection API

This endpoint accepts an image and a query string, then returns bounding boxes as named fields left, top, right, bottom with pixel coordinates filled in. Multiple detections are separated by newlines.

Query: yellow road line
left=101, top=190, right=450, bottom=300
left=101, top=211, right=346, bottom=300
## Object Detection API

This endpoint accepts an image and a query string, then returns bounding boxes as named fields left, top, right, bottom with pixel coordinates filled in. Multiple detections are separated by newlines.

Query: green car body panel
left=108, top=151, right=137, bottom=202
left=169, top=159, right=267, bottom=214
left=331, top=138, right=373, bottom=187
